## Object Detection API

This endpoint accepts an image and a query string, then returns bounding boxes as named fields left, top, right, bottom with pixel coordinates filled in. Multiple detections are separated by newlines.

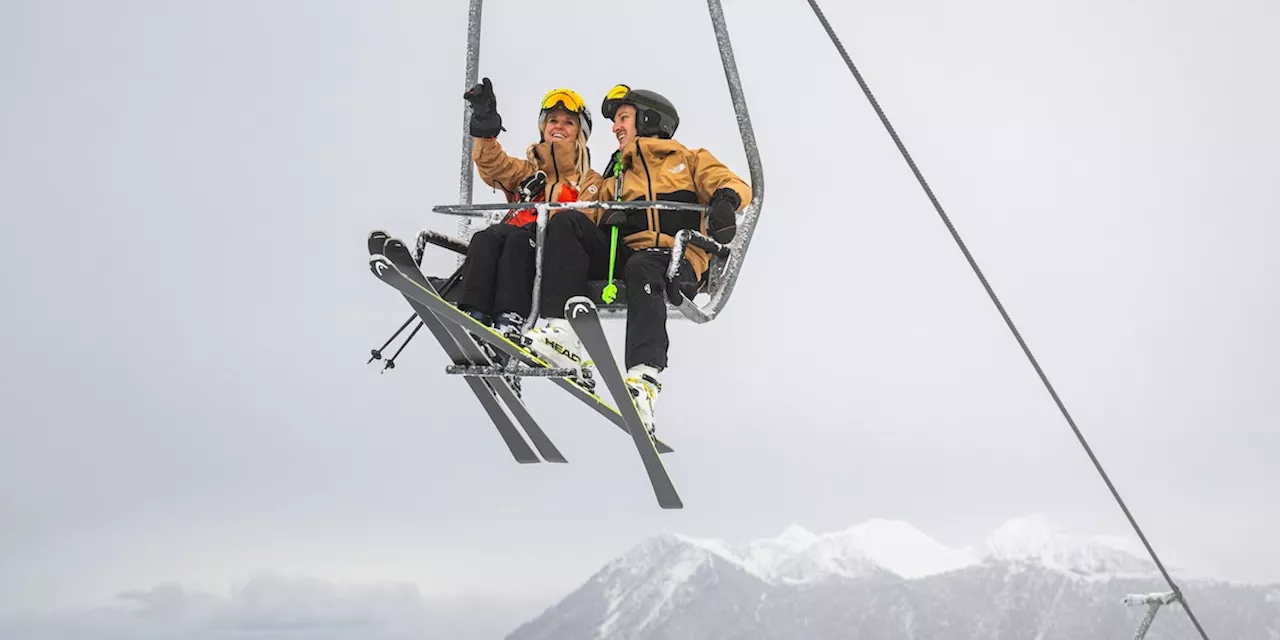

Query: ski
left=366, top=231, right=551, bottom=464
left=371, top=234, right=675, bottom=455
left=379, top=238, right=567, bottom=463
left=564, top=296, right=683, bottom=510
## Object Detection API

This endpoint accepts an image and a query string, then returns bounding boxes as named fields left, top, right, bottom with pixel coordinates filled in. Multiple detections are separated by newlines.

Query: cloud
left=0, top=574, right=541, bottom=640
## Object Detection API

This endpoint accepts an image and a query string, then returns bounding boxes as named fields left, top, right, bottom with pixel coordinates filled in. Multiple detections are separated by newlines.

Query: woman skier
left=455, top=78, right=603, bottom=339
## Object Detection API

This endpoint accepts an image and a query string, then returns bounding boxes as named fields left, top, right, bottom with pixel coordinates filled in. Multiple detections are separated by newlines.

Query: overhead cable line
left=801, top=2, right=1211, bottom=638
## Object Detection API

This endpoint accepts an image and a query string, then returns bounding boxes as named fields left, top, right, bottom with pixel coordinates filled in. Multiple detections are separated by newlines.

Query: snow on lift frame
left=1123, top=591, right=1180, bottom=640
left=418, top=0, right=764, bottom=329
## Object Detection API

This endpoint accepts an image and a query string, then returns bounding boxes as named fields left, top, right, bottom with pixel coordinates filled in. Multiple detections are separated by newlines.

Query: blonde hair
left=522, top=112, right=590, bottom=199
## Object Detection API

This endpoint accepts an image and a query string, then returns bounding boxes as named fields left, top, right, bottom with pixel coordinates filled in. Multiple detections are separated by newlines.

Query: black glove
left=463, top=77, right=504, bottom=138
left=706, top=188, right=740, bottom=244
left=517, top=171, right=546, bottom=201
left=602, top=206, right=628, bottom=228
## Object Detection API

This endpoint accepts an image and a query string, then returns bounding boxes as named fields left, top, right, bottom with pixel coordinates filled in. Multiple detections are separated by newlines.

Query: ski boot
left=520, top=317, right=596, bottom=390
left=491, top=312, right=526, bottom=398
left=464, top=309, right=522, bottom=399
left=491, top=311, right=525, bottom=343
left=625, top=364, right=661, bottom=438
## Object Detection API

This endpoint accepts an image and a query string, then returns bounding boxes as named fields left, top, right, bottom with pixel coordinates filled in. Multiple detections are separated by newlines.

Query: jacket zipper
left=549, top=142, right=562, bottom=201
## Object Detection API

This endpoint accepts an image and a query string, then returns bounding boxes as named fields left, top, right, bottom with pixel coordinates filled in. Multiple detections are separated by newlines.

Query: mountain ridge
left=507, top=514, right=1280, bottom=640
left=646, top=514, right=1181, bottom=585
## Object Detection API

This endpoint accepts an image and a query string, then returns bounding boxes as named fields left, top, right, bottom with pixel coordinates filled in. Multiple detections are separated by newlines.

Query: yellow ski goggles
left=540, top=88, right=587, bottom=114
left=601, top=84, right=631, bottom=119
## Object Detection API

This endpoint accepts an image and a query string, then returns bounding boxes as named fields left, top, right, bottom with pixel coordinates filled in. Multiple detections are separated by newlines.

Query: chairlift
left=421, top=0, right=765, bottom=326
left=366, top=1, right=1221, bottom=633
left=364, top=0, right=765, bottom=509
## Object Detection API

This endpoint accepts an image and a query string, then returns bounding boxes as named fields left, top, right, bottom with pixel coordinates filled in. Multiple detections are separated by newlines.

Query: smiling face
left=541, top=108, right=580, bottom=143
left=611, top=104, right=638, bottom=150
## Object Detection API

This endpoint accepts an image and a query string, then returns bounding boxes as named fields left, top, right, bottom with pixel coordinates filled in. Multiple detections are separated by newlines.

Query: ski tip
left=565, top=296, right=597, bottom=319
left=369, top=254, right=392, bottom=277
left=367, top=229, right=390, bottom=254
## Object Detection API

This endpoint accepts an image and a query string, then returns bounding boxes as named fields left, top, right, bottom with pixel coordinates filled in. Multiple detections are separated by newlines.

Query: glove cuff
left=470, top=113, right=504, bottom=138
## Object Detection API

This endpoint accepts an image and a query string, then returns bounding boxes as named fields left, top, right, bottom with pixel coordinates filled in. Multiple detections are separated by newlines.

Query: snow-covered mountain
left=674, top=518, right=979, bottom=584
left=981, top=514, right=1160, bottom=579
left=507, top=515, right=1280, bottom=640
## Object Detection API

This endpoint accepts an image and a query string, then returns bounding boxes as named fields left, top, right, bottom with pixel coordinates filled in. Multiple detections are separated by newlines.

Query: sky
left=2, top=0, right=1278, bottom=636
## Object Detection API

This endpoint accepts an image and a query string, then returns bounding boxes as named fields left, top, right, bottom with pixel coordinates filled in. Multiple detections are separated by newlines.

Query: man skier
left=528, top=84, right=751, bottom=436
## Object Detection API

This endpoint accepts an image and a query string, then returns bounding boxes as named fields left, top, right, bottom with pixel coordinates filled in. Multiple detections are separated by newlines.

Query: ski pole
left=601, top=155, right=625, bottom=303
left=371, top=242, right=466, bottom=369
left=602, top=226, right=619, bottom=303
left=382, top=320, right=423, bottom=373
left=369, top=314, right=417, bottom=364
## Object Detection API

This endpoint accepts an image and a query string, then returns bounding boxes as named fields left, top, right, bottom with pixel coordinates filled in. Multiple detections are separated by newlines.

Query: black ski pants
left=455, top=222, right=535, bottom=317
left=539, top=210, right=698, bottom=370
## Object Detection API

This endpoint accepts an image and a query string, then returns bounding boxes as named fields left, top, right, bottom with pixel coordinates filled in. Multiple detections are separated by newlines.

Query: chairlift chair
left=419, top=0, right=765, bottom=327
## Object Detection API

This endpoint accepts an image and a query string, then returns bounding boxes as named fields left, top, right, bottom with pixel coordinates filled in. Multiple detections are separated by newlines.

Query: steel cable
left=802, top=1, right=1211, bottom=638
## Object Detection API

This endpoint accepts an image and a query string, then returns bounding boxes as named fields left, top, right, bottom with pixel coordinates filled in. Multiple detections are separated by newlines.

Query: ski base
left=370, top=234, right=674, bottom=455
left=366, top=230, right=686, bottom=509
left=367, top=231, right=565, bottom=464
left=565, top=296, right=683, bottom=510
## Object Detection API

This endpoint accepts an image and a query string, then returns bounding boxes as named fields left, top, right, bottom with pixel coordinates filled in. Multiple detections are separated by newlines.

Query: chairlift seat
left=427, top=201, right=729, bottom=321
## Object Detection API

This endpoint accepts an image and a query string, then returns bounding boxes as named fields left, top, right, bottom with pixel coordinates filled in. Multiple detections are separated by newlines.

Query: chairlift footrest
left=446, top=364, right=578, bottom=378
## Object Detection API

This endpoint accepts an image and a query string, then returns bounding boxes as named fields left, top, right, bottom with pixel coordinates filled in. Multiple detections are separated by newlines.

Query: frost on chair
left=1123, top=591, right=1180, bottom=640
left=438, top=0, right=765, bottom=326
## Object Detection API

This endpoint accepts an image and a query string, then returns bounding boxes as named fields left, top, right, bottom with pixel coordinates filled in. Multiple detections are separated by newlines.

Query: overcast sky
left=2, top=0, right=1278, bottom=635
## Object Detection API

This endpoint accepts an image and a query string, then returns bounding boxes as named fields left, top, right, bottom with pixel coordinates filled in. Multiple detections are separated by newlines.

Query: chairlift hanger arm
left=691, top=0, right=765, bottom=323
left=455, top=0, right=484, bottom=267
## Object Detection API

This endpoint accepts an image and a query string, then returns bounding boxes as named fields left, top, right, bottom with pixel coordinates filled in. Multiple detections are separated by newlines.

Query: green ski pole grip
left=602, top=225, right=619, bottom=303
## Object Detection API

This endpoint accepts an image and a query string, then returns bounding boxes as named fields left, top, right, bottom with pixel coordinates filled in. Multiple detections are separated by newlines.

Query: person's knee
left=547, top=210, right=590, bottom=231
left=502, top=227, right=533, bottom=250
left=544, top=213, right=570, bottom=238
left=624, top=251, right=666, bottom=286
left=468, top=226, right=503, bottom=250
left=544, top=211, right=591, bottom=249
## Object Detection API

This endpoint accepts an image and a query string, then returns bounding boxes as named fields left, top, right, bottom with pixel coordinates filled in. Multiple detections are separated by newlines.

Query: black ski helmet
left=601, top=85, right=679, bottom=139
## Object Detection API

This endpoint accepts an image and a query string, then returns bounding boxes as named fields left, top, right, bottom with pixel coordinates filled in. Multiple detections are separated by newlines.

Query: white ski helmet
left=537, top=87, right=592, bottom=141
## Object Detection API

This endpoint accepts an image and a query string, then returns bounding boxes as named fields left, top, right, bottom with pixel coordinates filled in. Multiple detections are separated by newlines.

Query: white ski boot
left=625, top=364, right=661, bottom=438
left=521, top=317, right=596, bottom=389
